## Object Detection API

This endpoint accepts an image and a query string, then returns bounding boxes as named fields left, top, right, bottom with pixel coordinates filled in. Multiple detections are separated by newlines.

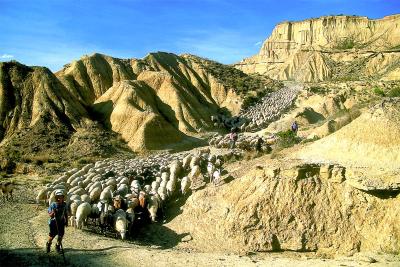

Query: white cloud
left=1, top=54, right=14, bottom=59
left=254, top=41, right=262, bottom=46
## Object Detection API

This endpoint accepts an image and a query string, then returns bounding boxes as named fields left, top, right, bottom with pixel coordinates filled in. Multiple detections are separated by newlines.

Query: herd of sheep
left=36, top=149, right=228, bottom=239
left=30, top=85, right=302, bottom=241
left=239, top=85, right=300, bottom=131
left=209, top=86, right=299, bottom=133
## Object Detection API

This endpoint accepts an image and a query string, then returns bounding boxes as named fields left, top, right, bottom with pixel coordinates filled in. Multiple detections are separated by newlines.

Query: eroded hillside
left=0, top=53, right=279, bottom=171
left=235, top=15, right=400, bottom=82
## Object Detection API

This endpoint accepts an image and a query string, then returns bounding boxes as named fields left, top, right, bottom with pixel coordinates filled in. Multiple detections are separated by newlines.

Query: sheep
left=182, top=154, right=192, bottom=170
left=81, top=194, right=91, bottom=203
left=151, top=180, right=160, bottom=192
left=75, top=202, right=92, bottom=229
left=47, top=190, right=56, bottom=207
left=89, top=186, right=102, bottom=203
left=144, top=185, right=151, bottom=194
left=169, top=160, right=182, bottom=178
left=36, top=187, right=49, bottom=207
left=189, top=165, right=201, bottom=180
left=207, top=162, right=215, bottom=183
left=88, top=204, right=100, bottom=226
left=98, top=201, right=112, bottom=234
left=189, top=156, right=200, bottom=169
left=180, top=176, right=191, bottom=196
left=114, top=209, right=127, bottom=240
left=69, top=201, right=79, bottom=228
left=147, top=194, right=160, bottom=222
left=114, top=183, right=129, bottom=197
left=166, top=176, right=177, bottom=197
left=112, top=196, right=127, bottom=210
left=138, top=191, right=147, bottom=209
left=161, top=172, right=169, bottom=182
left=99, top=188, right=112, bottom=203
left=157, top=185, right=167, bottom=202
left=0, top=182, right=14, bottom=202
left=213, top=169, right=221, bottom=186
left=125, top=207, right=135, bottom=236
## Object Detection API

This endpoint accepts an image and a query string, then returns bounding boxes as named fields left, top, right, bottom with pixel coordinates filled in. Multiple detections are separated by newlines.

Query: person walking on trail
left=255, top=136, right=264, bottom=154
left=229, top=128, right=238, bottom=149
left=291, top=121, right=299, bottom=134
left=46, top=189, right=68, bottom=253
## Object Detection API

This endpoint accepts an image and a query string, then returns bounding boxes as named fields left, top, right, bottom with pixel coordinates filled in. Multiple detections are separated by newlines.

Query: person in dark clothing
left=255, top=136, right=264, bottom=153
left=291, top=121, right=299, bottom=134
left=46, top=189, right=68, bottom=253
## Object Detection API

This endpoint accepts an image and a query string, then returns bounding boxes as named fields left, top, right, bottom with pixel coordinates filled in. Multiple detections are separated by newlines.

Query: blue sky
left=0, top=0, right=399, bottom=71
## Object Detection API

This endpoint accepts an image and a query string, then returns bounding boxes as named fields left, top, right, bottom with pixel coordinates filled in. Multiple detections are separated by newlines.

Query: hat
left=55, top=189, right=64, bottom=197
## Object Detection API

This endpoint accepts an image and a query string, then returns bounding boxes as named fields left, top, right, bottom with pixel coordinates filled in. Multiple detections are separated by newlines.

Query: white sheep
left=180, top=176, right=191, bottom=196
left=157, top=186, right=167, bottom=201
left=166, top=176, right=177, bottom=197
left=99, top=188, right=112, bottom=203
left=36, top=188, right=49, bottom=207
left=81, top=194, right=91, bottom=203
left=69, top=201, right=79, bottom=228
left=90, top=186, right=102, bottom=203
left=213, top=169, right=221, bottom=186
left=147, top=194, right=160, bottom=222
left=114, top=209, right=127, bottom=240
left=75, top=202, right=91, bottom=229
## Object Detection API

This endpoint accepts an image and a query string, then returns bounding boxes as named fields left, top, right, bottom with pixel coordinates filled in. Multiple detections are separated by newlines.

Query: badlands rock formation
left=55, top=52, right=273, bottom=151
left=169, top=159, right=399, bottom=254
left=1, top=52, right=275, bottom=155
left=0, top=61, right=90, bottom=141
left=236, top=15, right=400, bottom=82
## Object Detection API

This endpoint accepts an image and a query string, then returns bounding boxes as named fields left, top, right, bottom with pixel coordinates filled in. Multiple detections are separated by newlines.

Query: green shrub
left=373, top=86, right=385, bottom=96
left=309, top=86, right=326, bottom=94
left=335, top=37, right=357, bottom=50
left=388, top=87, right=400, bottom=97
left=276, top=130, right=302, bottom=148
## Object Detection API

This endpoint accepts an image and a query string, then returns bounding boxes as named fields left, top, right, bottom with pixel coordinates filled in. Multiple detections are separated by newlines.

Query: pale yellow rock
left=236, top=15, right=400, bottom=82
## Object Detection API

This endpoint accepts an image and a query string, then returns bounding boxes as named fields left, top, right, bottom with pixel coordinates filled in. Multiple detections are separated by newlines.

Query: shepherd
left=229, top=127, right=238, bottom=149
left=46, top=189, right=68, bottom=255
left=291, top=121, right=299, bottom=134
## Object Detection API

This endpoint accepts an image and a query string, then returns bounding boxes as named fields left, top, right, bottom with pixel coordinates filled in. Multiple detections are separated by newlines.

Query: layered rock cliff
left=236, top=15, right=400, bottom=82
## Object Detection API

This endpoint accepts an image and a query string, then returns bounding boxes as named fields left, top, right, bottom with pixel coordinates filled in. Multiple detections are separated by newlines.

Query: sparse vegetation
left=388, top=87, right=400, bottom=97
left=275, top=130, right=302, bottom=149
left=373, top=86, right=385, bottom=96
left=334, top=37, right=358, bottom=50
left=183, top=54, right=283, bottom=109
left=309, top=86, right=327, bottom=94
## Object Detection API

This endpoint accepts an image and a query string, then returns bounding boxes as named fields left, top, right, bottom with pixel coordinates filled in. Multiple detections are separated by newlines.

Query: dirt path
left=1, top=175, right=399, bottom=267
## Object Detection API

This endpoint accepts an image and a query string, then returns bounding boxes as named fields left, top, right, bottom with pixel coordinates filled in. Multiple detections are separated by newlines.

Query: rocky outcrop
left=236, top=15, right=400, bottom=82
left=168, top=161, right=400, bottom=254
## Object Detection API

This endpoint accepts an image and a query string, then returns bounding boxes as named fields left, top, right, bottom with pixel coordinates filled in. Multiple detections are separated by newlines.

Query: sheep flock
left=36, top=149, right=230, bottom=240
